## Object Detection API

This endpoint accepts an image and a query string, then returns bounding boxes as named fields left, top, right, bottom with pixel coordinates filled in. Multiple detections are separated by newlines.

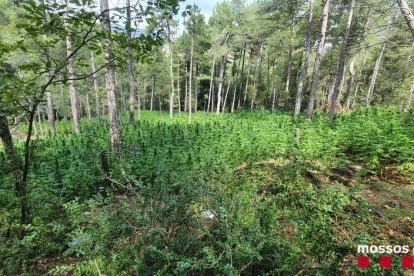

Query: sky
left=179, top=0, right=223, bottom=22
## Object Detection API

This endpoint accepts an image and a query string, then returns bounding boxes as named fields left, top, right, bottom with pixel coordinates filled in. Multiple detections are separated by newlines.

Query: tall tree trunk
left=167, top=23, right=175, bottom=119
left=0, top=116, right=26, bottom=239
left=294, top=0, right=314, bottom=118
left=45, top=92, right=55, bottom=135
left=184, top=63, right=188, bottom=112
left=251, top=42, right=264, bottom=110
left=328, top=0, right=355, bottom=122
left=345, top=56, right=356, bottom=109
left=177, top=58, right=181, bottom=114
left=59, top=79, right=67, bottom=121
left=207, top=55, right=216, bottom=112
left=271, top=77, right=277, bottom=111
left=223, top=78, right=231, bottom=113
left=216, top=57, right=227, bottom=114
left=85, top=91, right=91, bottom=120
left=306, top=0, right=331, bottom=119
left=366, top=43, right=386, bottom=107
left=126, top=0, right=136, bottom=123
left=285, top=12, right=296, bottom=96
left=65, top=0, right=80, bottom=134
left=150, top=75, right=155, bottom=112
left=345, top=7, right=372, bottom=109
left=238, top=42, right=247, bottom=109
left=189, top=36, right=194, bottom=122
left=90, top=51, right=100, bottom=118
left=243, top=63, right=251, bottom=106
left=195, top=64, right=198, bottom=113
left=41, top=0, right=55, bottom=135
left=101, top=0, right=120, bottom=150
left=0, top=116, right=23, bottom=236
left=397, top=0, right=414, bottom=38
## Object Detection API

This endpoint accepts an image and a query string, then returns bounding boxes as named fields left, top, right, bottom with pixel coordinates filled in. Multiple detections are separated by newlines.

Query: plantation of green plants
left=1, top=108, right=414, bottom=275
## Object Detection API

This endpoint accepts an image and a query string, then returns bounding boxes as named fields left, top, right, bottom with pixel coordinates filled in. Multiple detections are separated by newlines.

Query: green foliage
left=1, top=108, right=413, bottom=274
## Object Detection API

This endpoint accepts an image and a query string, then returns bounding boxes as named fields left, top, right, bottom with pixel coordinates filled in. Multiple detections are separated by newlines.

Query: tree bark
left=90, top=51, right=100, bottom=118
left=150, top=75, right=155, bottom=112
left=207, top=55, right=216, bottom=112
left=126, top=0, right=136, bottom=123
left=101, top=0, right=120, bottom=150
left=189, top=35, right=194, bottom=122
left=328, top=0, right=355, bottom=122
left=45, top=92, right=55, bottom=135
left=345, top=56, right=356, bottom=109
left=397, top=0, right=414, bottom=39
left=177, top=58, right=181, bottom=114
left=306, top=0, right=331, bottom=119
left=285, top=12, right=296, bottom=96
left=167, top=23, right=175, bottom=119
left=216, top=57, right=227, bottom=114
left=238, top=42, right=247, bottom=109
left=294, top=0, right=314, bottom=118
left=0, top=117, right=23, bottom=230
left=65, top=0, right=81, bottom=134
left=366, top=43, right=386, bottom=107
left=251, top=42, right=264, bottom=110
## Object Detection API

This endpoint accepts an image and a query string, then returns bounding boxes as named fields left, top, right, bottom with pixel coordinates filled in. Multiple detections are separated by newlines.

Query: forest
left=1, top=0, right=414, bottom=274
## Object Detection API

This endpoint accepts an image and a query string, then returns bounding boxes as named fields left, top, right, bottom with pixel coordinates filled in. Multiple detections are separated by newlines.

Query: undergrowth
left=1, top=107, right=413, bottom=275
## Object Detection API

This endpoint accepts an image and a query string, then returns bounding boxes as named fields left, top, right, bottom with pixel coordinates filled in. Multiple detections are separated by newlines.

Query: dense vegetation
left=1, top=0, right=414, bottom=274
left=1, top=108, right=414, bottom=274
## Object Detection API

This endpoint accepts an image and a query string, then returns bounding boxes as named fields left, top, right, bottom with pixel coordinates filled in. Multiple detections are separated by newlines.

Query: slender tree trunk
left=126, top=0, right=136, bottom=123
left=65, top=0, right=80, bottom=134
left=231, top=85, right=237, bottom=113
left=0, top=117, right=23, bottom=237
left=243, top=63, right=251, bottom=105
left=59, top=79, right=67, bottom=121
left=223, top=78, right=231, bottom=113
left=150, top=75, right=155, bottom=112
left=45, top=92, right=55, bottom=135
left=366, top=43, right=386, bottom=107
left=306, top=0, right=331, bottom=119
left=216, top=57, right=227, bottom=114
left=238, top=42, right=247, bottom=108
left=294, top=0, right=314, bottom=118
left=167, top=23, right=175, bottom=119
left=101, top=0, right=120, bottom=150
left=195, top=64, right=198, bottom=113
left=208, top=55, right=216, bottom=112
left=177, top=58, right=181, bottom=114
left=345, top=56, right=356, bottom=109
left=41, top=0, right=55, bottom=135
left=328, top=0, right=355, bottom=122
left=285, top=12, right=296, bottom=96
left=90, top=51, right=100, bottom=118
left=1, top=115, right=26, bottom=239
left=251, top=42, right=264, bottom=109
left=189, top=36, right=194, bottom=122
left=397, top=0, right=414, bottom=38
left=85, top=92, right=91, bottom=120
left=271, top=77, right=277, bottom=111
left=37, top=108, right=44, bottom=137
left=184, top=63, right=188, bottom=111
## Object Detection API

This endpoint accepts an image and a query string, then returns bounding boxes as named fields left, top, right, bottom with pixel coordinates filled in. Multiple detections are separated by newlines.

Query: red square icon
left=357, top=256, right=370, bottom=269
left=379, top=256, right=392, bottom=268
left=402, top=256, right=414, bottom=269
